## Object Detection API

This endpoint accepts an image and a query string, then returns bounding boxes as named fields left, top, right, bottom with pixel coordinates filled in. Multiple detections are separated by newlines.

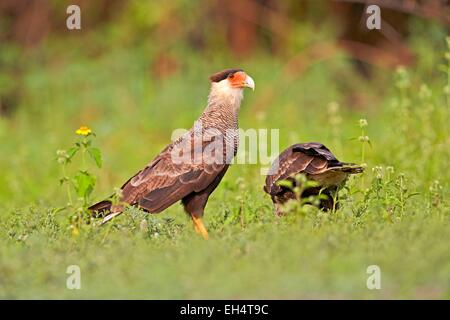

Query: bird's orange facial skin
left=228, top=71, right=247, bottom=88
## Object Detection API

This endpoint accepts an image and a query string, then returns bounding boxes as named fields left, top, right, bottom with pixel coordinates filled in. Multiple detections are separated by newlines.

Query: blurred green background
left=0, top=0, right=449, bottom=299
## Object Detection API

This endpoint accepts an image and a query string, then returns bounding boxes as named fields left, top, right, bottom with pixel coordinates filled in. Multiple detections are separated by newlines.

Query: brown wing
left=119, top=132, right=229, bottom=213
left=264, top=142, right=341, bottom=196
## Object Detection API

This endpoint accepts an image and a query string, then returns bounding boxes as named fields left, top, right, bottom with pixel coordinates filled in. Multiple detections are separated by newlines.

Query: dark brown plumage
left=209, top=68, right=243, bottom=82
left=264, top=142, right=364, bottom=214
left=89, top=69, right=255, bottom=239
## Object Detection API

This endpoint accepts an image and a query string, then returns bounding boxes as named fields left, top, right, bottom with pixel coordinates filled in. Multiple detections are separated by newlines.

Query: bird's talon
left=191, top=215, right=209, bottom=240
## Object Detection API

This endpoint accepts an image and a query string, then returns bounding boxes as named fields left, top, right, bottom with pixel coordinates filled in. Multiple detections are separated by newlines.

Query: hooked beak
left=244, top=75, right=255, bottom=91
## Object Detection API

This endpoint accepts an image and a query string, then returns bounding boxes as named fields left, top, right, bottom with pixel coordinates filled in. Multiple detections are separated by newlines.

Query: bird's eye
left=228, top=73, right=234, bottom=79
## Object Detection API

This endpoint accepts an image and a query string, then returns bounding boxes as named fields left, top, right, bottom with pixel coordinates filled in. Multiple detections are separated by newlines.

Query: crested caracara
left=264, top=142, right=363, bottom=214
left=89, top=69, right=255, bottom=239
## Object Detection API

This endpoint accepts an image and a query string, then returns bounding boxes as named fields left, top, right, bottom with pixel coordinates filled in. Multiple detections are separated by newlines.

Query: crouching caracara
left=89, top=69, right=255, bottom=239
left=264, top=143, right=364, bottom=214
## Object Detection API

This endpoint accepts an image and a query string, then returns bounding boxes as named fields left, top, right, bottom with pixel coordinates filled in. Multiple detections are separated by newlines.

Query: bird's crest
left=209, top=68, right=243, bottom=82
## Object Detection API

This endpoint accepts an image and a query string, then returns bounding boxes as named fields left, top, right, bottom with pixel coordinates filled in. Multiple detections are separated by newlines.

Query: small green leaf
left=276, top=179, right=293, bottom=189
left=88, top=147, right=102, bottom=168
left=406, top=192, right=420, bottom=199
left=67, top=146, right=79, bottom=160
left=294, top=174, right=307, bottom=184
left=318, top=193, right=329, bottom=200
left=73, top=171, right=96, bottom=198
left=305, top=180, right=319, bottom=188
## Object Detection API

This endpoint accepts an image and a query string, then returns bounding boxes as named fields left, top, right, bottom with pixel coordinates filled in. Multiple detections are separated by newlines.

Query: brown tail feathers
left=89, top=200, right=125, bottom=224
left=88, top=200, right=112, bottom=215
left=336, top=163, right=365, bottom=174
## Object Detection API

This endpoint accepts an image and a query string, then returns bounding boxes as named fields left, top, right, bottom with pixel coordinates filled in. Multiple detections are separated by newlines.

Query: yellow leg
left=191, top=215, right=209, bottom=240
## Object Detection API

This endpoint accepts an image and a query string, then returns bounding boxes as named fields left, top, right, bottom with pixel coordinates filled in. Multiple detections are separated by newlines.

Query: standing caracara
left=264, top=143, right=363, bottom=214
left=89, top=69, right=255, bottom=239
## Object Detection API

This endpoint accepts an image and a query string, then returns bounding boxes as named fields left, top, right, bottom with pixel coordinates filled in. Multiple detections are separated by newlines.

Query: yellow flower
left=72, top=226, right=79, bottom=237
left=75, top=126, right=92, bottom=136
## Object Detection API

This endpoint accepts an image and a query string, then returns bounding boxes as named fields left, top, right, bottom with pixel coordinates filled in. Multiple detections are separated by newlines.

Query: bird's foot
left=191, top=215, right=209, bottom=240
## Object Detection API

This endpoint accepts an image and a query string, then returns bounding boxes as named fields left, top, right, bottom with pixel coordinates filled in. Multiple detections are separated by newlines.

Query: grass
left=0, top=31, right=449, bottom=299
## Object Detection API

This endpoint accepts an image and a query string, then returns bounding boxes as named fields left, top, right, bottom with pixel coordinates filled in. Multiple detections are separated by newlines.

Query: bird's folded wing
left=119, top=134, right=228, bottom=212
left=265, top=145, right=332, bottom=195
left=292, top=142, right=337, bottom=161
